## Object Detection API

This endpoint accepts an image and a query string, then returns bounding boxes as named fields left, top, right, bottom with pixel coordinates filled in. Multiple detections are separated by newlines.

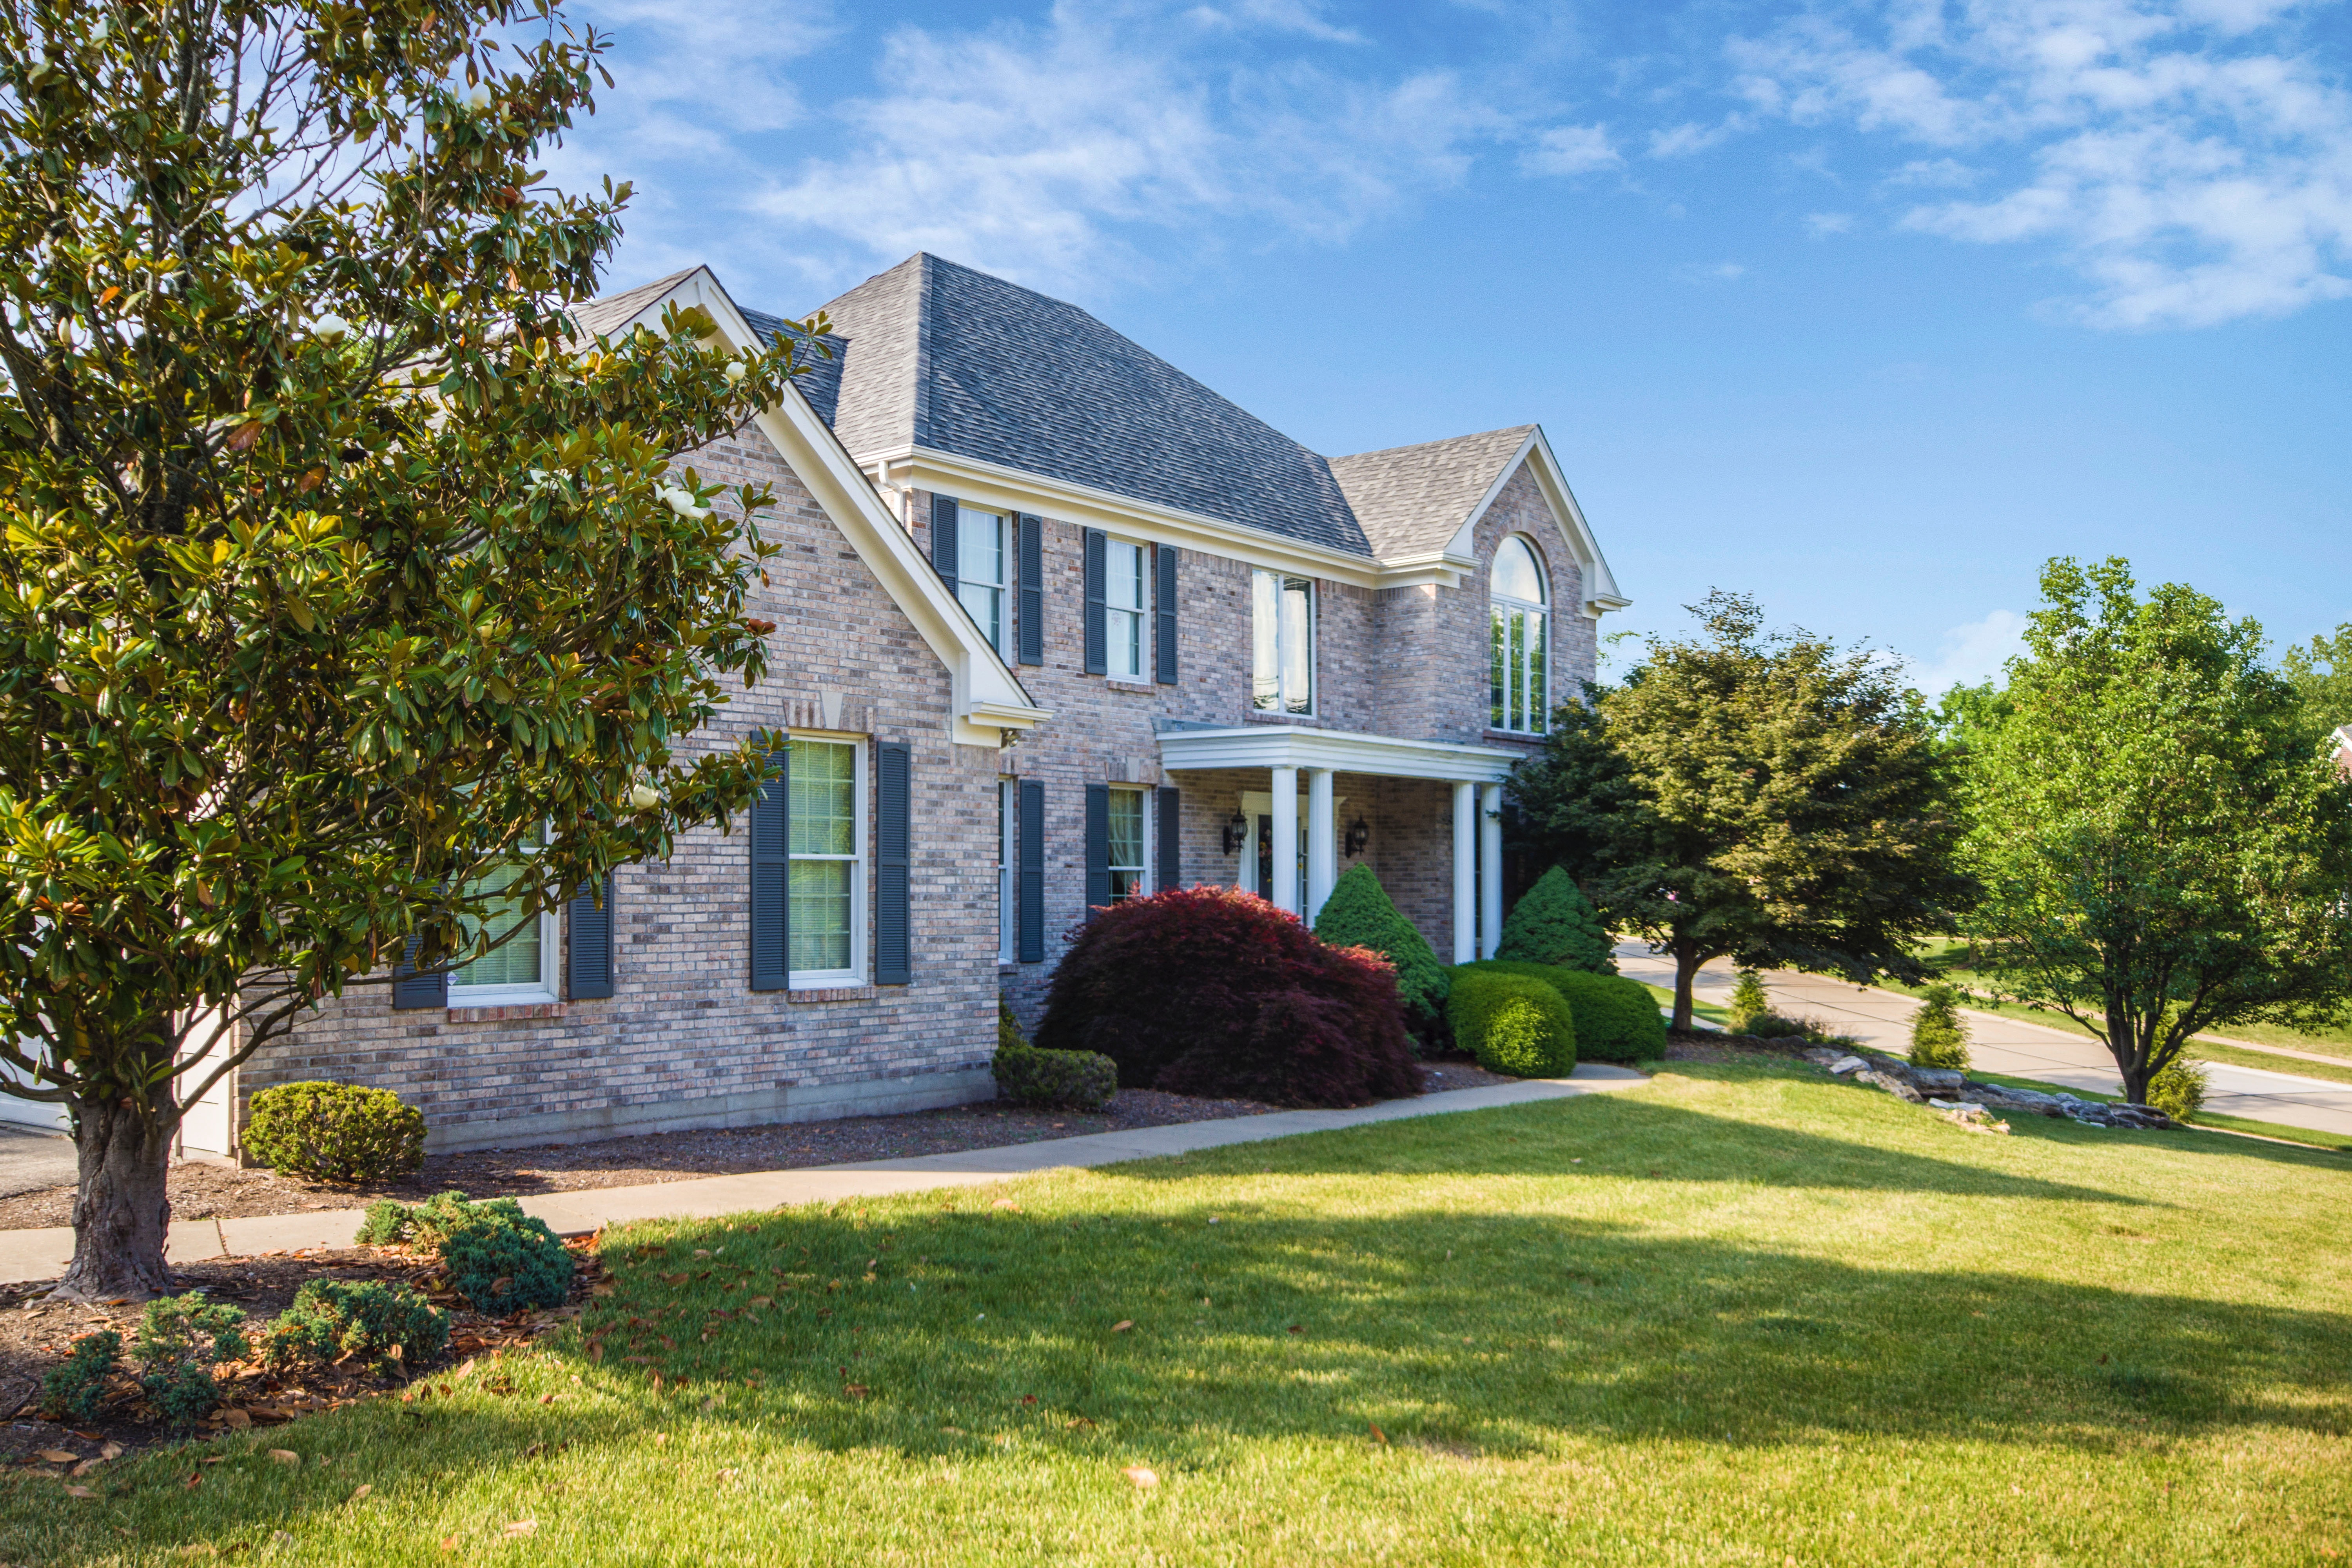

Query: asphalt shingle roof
left=566, top=268, right=700, bottom=341
left=805, top=254, right=1372, bottom=556
left=1326, top=426, right=1537, bottom=561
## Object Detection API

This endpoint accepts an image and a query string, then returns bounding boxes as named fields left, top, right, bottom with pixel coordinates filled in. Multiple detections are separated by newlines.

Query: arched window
left=1489, top=536, right=1548, bottom=734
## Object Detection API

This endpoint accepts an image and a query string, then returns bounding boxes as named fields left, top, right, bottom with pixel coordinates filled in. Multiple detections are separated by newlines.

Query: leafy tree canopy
left=2279, top=623, right=2352, bottom=735
left=0, top=0, right=821, bottom=1297
left=1958, top=558, right=2352, bottom=1104
left=1511, top=590, right=1965, bottom=1029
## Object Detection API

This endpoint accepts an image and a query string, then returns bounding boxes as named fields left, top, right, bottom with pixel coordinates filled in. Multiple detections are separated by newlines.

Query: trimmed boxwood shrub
left=994, top=1042, right=1118, bottom=1110
left=356, top=1191, right=574, bottom=1313
left=265, top=1279, right=449, bottom=1374
left=1494, top=867, right=1616, bottom=973
left=132, top=1292, right=248, bottom=1428
left=1451, top=961, right=1666, bottom=1064
left=1446, top=971, right=1577, bottom=1077
left=1036, top=885, right=1422, bottom=1107
left=1312, top=865, right=1449, bottom=1041
left=243, top=1080, right=425, bottom=1183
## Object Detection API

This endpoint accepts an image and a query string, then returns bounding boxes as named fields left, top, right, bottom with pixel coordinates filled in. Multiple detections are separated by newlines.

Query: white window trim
left=788, top=731, right=868, bottom=989
left=1490, top=536, right=1549, bottom=736
left=451, top=835, right=559, bottom=1005
left=1252, top=568, right=1317, bottom=717
left=1107, top=784, right=1151, bottom=902
left=1103, top=535, right=1149, bottom=681
left=997, top=777, right=1017, bottom=964
left=958, top=504, right=1009, bottom=655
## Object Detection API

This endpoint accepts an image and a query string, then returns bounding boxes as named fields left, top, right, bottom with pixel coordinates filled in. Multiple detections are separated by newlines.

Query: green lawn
left=1636, top=980, right=1731, bottom=1029
left=10, top=1064, right=2352, bottom=1564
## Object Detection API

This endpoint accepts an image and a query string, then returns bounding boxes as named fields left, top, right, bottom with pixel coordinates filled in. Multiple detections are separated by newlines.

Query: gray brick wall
left=243, top=421, right=1008, bottom=1150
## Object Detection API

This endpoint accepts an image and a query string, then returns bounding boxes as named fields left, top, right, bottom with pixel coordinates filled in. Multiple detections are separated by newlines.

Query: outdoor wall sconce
left=1222, top=811, right=1250, bottom=856
left=1345, top=817, right=1370, bottom=857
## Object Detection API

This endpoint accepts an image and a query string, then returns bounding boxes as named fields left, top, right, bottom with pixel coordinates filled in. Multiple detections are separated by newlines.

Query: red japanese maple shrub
left=1034, top=885, right=1423, bottom=1107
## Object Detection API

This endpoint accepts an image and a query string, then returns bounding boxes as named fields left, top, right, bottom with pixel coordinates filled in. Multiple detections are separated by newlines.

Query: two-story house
left=218, top=254, right=1625, bottom=1155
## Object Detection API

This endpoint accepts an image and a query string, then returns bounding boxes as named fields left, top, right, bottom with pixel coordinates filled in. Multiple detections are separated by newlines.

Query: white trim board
left=1158, top=724, right=1521, bottom=784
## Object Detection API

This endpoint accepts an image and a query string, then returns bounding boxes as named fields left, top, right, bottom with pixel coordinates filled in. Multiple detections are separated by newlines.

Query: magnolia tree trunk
left=55, top=1095, right=178, bottom=1303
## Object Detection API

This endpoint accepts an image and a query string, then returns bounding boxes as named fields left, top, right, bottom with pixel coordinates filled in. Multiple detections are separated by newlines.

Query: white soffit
left=1156, top=724, right=1522, bottom=783
left=593, top=267, right=1047, bottom=748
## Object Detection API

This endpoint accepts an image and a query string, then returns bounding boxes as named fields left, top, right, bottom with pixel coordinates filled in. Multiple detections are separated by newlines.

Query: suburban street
left=1612, top=941, right=2352, bottom=1142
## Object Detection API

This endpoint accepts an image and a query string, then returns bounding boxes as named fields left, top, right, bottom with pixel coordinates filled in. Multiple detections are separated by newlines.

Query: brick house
left=193, top=254, right=1626, bottom=1155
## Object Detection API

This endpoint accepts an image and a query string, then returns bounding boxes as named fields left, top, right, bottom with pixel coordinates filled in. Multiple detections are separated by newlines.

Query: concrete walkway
left=1612, top=941, right=2352, bottom=1141
left=0, top=1067, right=1646, bottom=1287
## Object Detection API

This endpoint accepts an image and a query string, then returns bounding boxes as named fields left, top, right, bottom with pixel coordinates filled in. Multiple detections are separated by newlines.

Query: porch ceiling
left=1154, top=722, right=1521, bottom=783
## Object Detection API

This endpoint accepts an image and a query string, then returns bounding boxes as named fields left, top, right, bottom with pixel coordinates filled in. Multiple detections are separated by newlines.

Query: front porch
left=1155, top=721, right=1526, bottom=963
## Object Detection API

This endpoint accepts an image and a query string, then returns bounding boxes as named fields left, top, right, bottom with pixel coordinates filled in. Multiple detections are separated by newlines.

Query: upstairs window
left=1490, top=535, right=1548, bottom=734
left=1251, top=569, right=1314, bottom=715
left=1105, top=538, right=1146, bottom=679
left=957, top=505, right=1008, bottom=653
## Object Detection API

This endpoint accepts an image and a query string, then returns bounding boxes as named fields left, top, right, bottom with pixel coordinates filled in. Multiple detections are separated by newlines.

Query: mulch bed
left=0, top=1068, right=1513, bottom=1233
left=1660, top=1031, right=1821, bottom=1065
left=0, top=1240, right=603, bottom=1471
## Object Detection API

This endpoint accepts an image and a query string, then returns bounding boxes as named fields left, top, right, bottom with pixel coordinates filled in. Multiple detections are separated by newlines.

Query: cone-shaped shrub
left=1311, top=865, right=1449, bottom=1033
left=1494, top=867, right=1616, bottom=973
left=1036, top=885, right=1423, bottom=1107
left=1726, top=969, right=1771, bottom=1034
left=1907, top=983, right=1971, bottom=1069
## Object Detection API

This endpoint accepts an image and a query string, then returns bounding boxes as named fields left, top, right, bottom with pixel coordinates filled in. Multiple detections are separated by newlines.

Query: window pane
left=1110, top=607, right=1142, bottom=679
left=1509, top=609, right=1526, bottom=730
left=789, top=858, right=853, bottom=972
left=959, top=581, right=1002, bottom=649
left=1107, top=541, right=1144, bottom=611
left=790, top=740, right=855, bottom=856
left=1527, top=611, right=1547, bottom=731
left=959, top=508, right=1003, bottom=589
left=1251, top=570, right=1279, bottom=711
left=1491, top=536, right=1544, bottom=604
left=1491, top=607, right=1507, bottom=730
left=456, top=886, right=541, bottom=989
left=1108, top=790, right=1145, bottom=901
left=1281, top=577, right=1313, bottom=714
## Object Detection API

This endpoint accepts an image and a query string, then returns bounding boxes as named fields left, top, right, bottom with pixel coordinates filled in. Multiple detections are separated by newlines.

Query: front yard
left=6, top=1061, right=2349, bottom=1564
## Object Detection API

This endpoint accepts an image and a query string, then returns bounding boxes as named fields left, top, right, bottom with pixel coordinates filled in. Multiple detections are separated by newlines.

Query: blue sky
left=543, top=0, right=2352, bottom=693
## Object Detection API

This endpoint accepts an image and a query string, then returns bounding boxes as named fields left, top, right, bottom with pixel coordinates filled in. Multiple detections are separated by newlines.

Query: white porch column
left=1305, top=768, right=1336, bottom=922
left=1271, top=765, right=1300, bottom=916
left=1451, top=781, right=1477, bottom=964
left=1479, top=783, right=1504, bottom=959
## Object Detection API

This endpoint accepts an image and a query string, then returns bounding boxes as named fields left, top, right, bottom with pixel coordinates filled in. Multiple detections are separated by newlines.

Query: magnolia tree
left=1959, top=559, right=2352, bottom=1105
left=0, top=0, right=821, bottom=1298
left=1510, top=591, right=1967, bottom=1030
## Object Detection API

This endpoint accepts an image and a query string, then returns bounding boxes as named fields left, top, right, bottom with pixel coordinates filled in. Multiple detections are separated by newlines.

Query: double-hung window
left=1489, top=536, right=1548, bottom=734
left=1250, top=569, right=1314, bottom=715
left=957, top=505, right=1009, bottom=653
left=452, top=826, right=557, bottom=1003
left=1107, top=788, right=1147, bottom=901
left=1105, top=539, right=1147, bottom=679
left=789, top=738, right=864, bottom=984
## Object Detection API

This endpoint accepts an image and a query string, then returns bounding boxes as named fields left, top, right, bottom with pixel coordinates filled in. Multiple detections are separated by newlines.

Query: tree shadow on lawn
left=31, top=1199, right=2350, bottom=1560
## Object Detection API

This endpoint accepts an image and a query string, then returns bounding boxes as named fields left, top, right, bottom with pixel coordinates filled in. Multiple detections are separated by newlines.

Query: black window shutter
left=566, top=874, right=615, bottom=1000
left=931, top=494, right=959, bottom=597
left=1084, top=783, right=1111, bottom=917
left=750, top=745, right=790, bottom=992
left=1156, top=787, right=1181, bottom=892
left=1016, top=513, right=1044, bottom=666
left=1154, top=543, right=1178, bottom=684
left=1017, top=779, right=1045, bottom=963
left=390, top=934, right=447, bottom=1010
left=1082, top=528, right=1107, bottom=676
left=875, top=740, right=912, bottom=985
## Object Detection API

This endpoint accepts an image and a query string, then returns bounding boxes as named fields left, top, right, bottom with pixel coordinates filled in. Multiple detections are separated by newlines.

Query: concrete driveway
left=0, top=1123, right=77, bottom=1200
left=1612, top=941, right=2352, bottom=1142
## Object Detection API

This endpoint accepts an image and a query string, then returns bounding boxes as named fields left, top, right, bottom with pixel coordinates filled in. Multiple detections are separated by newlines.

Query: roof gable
left=1328, top=426, right=1537, bottom=561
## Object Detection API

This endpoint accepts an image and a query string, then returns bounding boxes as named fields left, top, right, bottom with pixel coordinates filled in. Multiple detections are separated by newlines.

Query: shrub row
left=1446, top=972, right=1577, bottom=1076
left=1448, top=960, right=1665, bottom=1066
left=994, top=1041, right=1118, bottom=1111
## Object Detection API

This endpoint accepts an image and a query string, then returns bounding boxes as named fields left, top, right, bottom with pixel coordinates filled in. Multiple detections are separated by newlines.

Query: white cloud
left=1523, top=123, right=1621, bottom=176
left=1181, top=0, right=1365, bottom=44
left=1724, top=1, right=2352, bottom=328
left=1909, top=608, right=2029, bottom=695
left=1650, top=119, right=1742, bottom=158
left=1804, top=211, right=1857, bottom=235
left=1673, top=260, right=1747, bottom=283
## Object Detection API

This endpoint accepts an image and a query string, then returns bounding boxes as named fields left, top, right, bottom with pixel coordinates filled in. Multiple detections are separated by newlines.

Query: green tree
left=1958, top=558, right=2352, bottom=1105
left=1511, top=592, right=1965, bottom=1030
left=1493, top=865, right=1614, bottom=972
left=2279, top=623, right=2352, bottom=732
left=0, top=0, right=824, bottom=1298
left=1312, top=864, right=1448, bottom=1036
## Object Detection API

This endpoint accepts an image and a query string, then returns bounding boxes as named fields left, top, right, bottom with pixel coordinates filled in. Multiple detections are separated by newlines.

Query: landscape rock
left=1853, top=1069, right=1924, bottom=1103
left=1828, top=1056, right=1867, bottom=1076
left=1910, top=1068, right=1967, bottom=1094
left=1801, top=1047, right=1846, bottom=1067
